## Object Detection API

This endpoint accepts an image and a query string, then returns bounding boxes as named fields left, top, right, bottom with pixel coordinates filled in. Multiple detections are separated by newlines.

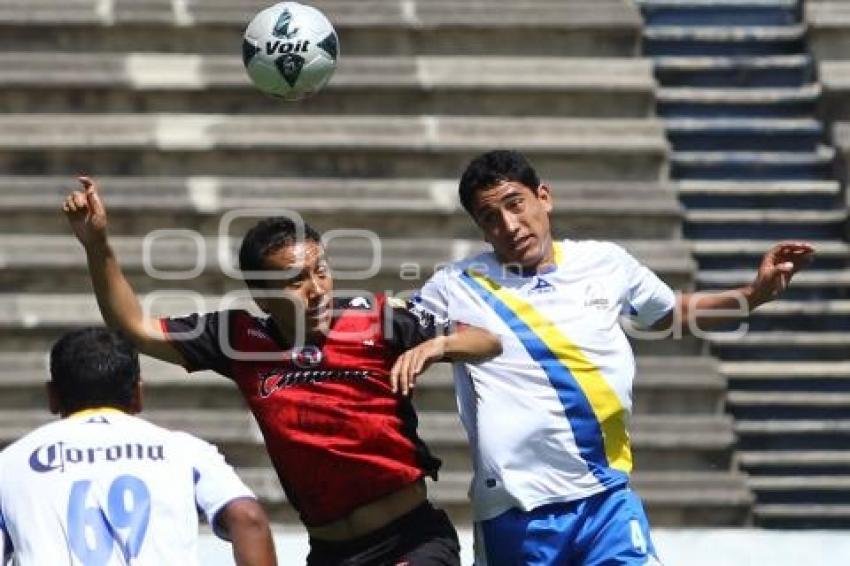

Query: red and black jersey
left=159, top=294, right=445, bottom=527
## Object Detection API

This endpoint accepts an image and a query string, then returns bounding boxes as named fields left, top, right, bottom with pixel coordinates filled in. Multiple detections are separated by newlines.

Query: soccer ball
left=242, top=2, right=339, bottom=100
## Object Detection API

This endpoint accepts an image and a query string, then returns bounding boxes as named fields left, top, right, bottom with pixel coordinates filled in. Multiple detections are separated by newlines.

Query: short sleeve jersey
left=0, top=409, right=255, bottom=566
left=159, top=294, right=445, bottom=527
left=414, top=240, right=676, bottom=521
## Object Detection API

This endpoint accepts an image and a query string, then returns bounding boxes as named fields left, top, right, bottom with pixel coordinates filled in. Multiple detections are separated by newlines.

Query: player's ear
left=537, top=183, right=553, bottom=213
left=46, top=382, right=60, bottom=415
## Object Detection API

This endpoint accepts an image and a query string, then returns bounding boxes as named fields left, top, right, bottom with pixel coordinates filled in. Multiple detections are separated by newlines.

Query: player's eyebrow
left=474, top=188, right=523, bottom=218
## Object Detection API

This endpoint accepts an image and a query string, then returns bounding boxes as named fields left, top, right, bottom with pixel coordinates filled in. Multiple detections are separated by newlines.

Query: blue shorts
left=475, top=486, right=662, bottom=566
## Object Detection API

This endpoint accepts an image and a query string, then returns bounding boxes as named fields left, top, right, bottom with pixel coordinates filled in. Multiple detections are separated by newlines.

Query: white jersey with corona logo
left=0, top=408, right=255, bottom=565
left=414, top=240, right=676, bottom=521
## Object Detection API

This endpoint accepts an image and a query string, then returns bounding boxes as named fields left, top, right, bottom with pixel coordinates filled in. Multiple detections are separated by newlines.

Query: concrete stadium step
left=630, top=471, right=752, bottom=525
left=720, top=359, right=850, bottom=394
left=735, top=419, right=850, bottom=451
left=0, top=236, right=695, bottom=293
left=654, top=55, right=813, bottom=88
left=0, top=411, right=737, bottom=473
left=677, top=180, right=842, bottom=209
left=806, top=1, right=850, bottom=62
left=817, top=61, right=850, bottom=122
left=665, top=118, right=822, bottom=151
left=683, top=208, right=847, bottom=239
left=644, top=25, right=805, bottom=56
left=738, top=300, right=850, bottom=332
left=698, top=268, right=850, bottom=300
left=629, top=414, right=736, bottom=470
left=710, top=331, right=850, bottom=361
left=740, top=450, right=850, bottom=475
left=0, top=114, right=669, bottom=180
left=632, top=357, right=727, bottom=414
left=754, top=503, right=850, bottom=528
left=0, top=53, right=656, bottom=118
left=0, top=1, right=643, bottom=57
left=0, top=352, right=725, bottom=416
left=749, top=475, right=850, bottom=507
left=729, top=391, right=850, bottom=419
left=0, top=177, right=683, bottom=240
left=241, top=467, right=752, bottom=526
left=693, top=239, right=850, bottom=271
left=721, top=360, right=850, bottom=389
left=671, top=147, right=836, bottom=180
left=639, top=0, right=799, bottom=27
left=658, top=85, right=819, bottom=118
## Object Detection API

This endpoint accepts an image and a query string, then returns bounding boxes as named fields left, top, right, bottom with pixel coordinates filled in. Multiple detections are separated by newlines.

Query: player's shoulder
left=0, top=418, right=72, bottom=464
left=429, top=249, right=498, bottom=284
left=560, top=239, right=631, bottom=267
left=165, top=429, right=218, bottom=453
left=562, top=238, right=625, bottom=256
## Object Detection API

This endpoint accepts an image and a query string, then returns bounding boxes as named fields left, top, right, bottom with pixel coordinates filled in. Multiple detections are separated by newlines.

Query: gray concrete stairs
left=0, top=0, right=752, bottom=527
left=642, top=0, right=850, bottom=528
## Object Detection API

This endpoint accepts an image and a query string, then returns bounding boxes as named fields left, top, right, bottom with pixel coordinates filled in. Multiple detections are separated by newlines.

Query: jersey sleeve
left=384, top=296, right=452, bottom=353
left=615, top=244, right=676, bottom=328
left=179, top=433, right=257, bottom=542
left=412, top=267, right=453, bottom=324
left=158, top=311, right=234, bottom=378
left=0, top=507, right=11, bottom=564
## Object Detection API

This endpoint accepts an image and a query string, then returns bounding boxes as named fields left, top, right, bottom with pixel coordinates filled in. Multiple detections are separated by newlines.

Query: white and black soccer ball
left=242, top=2, right=339, bottom=101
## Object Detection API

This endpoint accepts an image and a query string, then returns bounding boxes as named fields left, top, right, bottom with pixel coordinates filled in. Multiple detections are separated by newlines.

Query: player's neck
left=503, top=240, right=558, bottom=276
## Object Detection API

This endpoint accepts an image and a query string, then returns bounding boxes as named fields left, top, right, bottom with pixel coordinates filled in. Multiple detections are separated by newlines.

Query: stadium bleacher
left=641, top=0, right=850, bottom=528
left=0, top=0, right=761, bottom=530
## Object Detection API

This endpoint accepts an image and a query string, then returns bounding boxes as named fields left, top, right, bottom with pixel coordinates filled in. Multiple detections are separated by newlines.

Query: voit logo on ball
left=242, top=1, right=340, bottom=100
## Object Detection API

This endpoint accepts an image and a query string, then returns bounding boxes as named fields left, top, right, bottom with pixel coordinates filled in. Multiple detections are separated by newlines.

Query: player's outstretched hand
left=750, top=241, right=815, bottom=305
left=63, top=176, right=108, bottom=248
left=390, top=336, right=447, bottom=396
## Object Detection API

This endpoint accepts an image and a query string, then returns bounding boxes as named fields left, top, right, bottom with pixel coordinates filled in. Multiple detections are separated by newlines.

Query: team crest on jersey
left=292, top=345, right=323, bottom=368
left=530, top=276, right=555, bottom=294
left=584, top=281, right=610, bottom=310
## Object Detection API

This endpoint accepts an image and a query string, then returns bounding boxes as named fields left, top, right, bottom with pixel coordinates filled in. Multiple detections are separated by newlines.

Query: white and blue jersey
left=415, top=239, right=676, bottom=522
left=0, top=408, right=255, bottom=566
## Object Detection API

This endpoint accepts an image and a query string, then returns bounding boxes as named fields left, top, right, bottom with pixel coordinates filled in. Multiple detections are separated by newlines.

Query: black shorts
left=306, top=502, right=460, bottom=566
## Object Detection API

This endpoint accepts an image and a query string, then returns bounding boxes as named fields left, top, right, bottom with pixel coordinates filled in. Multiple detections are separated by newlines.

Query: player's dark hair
left=239, top=217, right=323, bottom=288
left=458, top=150, right=541, bottom=217
left=49, top=327, right=140, bottom=414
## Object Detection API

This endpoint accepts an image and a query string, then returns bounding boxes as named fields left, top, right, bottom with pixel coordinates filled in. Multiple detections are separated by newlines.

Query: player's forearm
left=223, top=501, right=277, bottom=566
left=672, top=288, right=757, bottom=332
left=441, top=326, right=502, bottom=361
left=231, top=527, right=277, bottom=566
left=85, top=241, right=146, bottom=334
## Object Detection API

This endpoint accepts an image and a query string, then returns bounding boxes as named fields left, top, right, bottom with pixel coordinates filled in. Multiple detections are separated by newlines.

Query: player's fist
left=751, top=241, right=815, bottom=304
left=63, top=176, right=108, bottom=248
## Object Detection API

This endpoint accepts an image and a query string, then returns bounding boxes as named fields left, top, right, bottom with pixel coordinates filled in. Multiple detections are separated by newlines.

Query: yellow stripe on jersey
left=466, top=269, right=632, bottom=474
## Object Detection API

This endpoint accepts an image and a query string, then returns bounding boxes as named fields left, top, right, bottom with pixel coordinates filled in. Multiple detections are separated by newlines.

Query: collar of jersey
left=68, top=407, right=126, bottom=419
left=503, top=241, right=563, bottom=277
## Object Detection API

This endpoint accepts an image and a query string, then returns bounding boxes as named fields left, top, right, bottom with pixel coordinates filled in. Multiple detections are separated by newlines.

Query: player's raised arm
left=654, top=241, right=815, bottom=333
left=63, top=176, right=185, bottom=366
left=217, top=499, right=277, bottom=566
